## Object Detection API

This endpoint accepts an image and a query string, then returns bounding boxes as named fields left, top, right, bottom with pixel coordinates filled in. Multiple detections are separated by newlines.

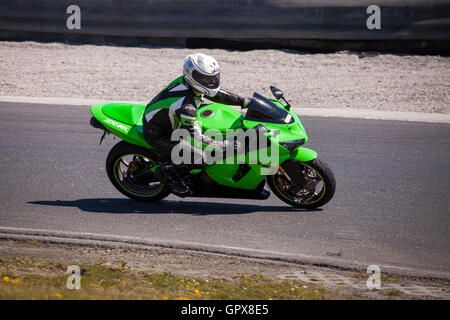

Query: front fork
left=275, top=146, right=318, bottom=189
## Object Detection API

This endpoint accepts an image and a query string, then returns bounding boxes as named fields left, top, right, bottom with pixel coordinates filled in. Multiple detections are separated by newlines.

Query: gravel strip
left=0, top=41, right=449, bottom=114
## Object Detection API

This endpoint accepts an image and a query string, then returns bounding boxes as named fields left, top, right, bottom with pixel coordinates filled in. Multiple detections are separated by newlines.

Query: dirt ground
left=0, top=240, right=448, bottom=300
left=0, top=41, right=448, bottom=113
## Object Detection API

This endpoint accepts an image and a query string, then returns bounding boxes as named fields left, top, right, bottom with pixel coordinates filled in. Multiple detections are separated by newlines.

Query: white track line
left=0, top=95, right=449, bottom=124
left=1, top=226, right=449, bottom=280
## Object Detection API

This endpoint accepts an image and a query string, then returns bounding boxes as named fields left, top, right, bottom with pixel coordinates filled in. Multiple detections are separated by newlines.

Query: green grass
left=0, top=256, right=331, bottom=300
left=384, top=289, right=402, bottom=297
left=350, top=272, right=400, bottom=283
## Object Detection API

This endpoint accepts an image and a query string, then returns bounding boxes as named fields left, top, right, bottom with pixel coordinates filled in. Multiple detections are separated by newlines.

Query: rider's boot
left=155, top=163, right=193, bottom=197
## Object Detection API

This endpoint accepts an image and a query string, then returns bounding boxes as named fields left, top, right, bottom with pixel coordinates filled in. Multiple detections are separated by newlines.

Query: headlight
left=280, top=139, right=305, bottom=152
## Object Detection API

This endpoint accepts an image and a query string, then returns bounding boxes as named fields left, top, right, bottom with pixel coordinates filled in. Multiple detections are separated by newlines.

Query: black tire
left=106, top=141, right=170, bottom=201
left=267, top=158, right=336, bottom=209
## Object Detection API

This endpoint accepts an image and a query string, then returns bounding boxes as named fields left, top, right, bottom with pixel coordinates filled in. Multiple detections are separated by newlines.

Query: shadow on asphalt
left=28, top=198, right=322, bottom=215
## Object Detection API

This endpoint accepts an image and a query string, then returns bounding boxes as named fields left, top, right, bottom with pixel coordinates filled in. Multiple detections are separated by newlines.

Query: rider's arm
left=176, top=99, right=221, bottom=147
left=206, top=89, right=250, bottom=108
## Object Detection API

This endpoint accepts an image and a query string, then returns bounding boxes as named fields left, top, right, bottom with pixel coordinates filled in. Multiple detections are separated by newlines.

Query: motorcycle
left=90, top=86, right=335, bottom=209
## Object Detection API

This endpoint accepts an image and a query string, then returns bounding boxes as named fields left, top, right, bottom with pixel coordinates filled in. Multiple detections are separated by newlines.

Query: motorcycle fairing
left=90, top=93, right=318, bottom=191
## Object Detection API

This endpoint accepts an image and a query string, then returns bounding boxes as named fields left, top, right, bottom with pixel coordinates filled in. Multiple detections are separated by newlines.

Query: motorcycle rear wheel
left=106, top=141, right=170, bottom=201
left=267, top=158, right=336, bottom=209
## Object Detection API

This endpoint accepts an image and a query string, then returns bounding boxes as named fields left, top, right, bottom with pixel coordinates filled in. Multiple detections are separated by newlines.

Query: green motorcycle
left=90, top=86, right=335, bottom=209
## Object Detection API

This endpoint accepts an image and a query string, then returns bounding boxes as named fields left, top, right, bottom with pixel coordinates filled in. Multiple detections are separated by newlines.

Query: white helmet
left=183, top=53, right=220, bottom=97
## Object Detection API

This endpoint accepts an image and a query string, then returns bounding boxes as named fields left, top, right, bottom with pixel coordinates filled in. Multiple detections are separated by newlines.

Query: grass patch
left=384, top=290, right=402, bottom=297
left=0, top=256, right=330, bottom=300
left=350, top=272, right=400, bottom=283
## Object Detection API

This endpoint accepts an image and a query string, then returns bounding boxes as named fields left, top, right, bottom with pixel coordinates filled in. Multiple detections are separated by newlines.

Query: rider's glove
left=221, top=139, right=231, bottom=149
left=242, top=97, right=251, bottom=109
left=222, top=139, right=243, bottom=154
left=209, top=139, right=243, bottom=154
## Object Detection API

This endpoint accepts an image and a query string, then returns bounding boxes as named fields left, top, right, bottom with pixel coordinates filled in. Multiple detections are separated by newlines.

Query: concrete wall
left=0, top=0, right=449, bottom=42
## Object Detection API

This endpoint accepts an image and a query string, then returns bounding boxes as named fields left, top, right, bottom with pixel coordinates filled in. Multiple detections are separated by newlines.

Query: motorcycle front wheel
left=267, top=158, right=336, bottom=209
left=106, top=141, right=170, bottom=201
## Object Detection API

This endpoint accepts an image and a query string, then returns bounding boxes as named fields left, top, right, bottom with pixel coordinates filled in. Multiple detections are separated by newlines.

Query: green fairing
left=197, top=104, right=244, bottom=133
left=291, top=147, right=318, bottom=162
left=90, top=93, right=317, bottom=191
left=91, top=103, right=152, bottom=150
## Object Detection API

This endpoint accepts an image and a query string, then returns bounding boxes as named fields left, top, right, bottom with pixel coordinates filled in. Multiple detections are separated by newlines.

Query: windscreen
left=244, top=92, right=294, bottom=124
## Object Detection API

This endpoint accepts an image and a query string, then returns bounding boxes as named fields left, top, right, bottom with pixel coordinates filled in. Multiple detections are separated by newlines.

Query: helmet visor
left=192, top=70, right=220, bottom=89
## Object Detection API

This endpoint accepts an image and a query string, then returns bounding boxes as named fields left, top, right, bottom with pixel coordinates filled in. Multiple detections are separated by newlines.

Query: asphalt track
left=0, top=102, right=449, bottom=278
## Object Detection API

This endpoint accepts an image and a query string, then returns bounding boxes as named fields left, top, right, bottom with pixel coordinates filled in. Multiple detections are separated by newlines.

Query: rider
left=142, top=53, right=250, bottom=195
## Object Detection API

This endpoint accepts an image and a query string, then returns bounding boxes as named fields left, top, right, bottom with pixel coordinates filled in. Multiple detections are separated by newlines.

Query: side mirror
left=270, top=86, right=284, bottom=100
